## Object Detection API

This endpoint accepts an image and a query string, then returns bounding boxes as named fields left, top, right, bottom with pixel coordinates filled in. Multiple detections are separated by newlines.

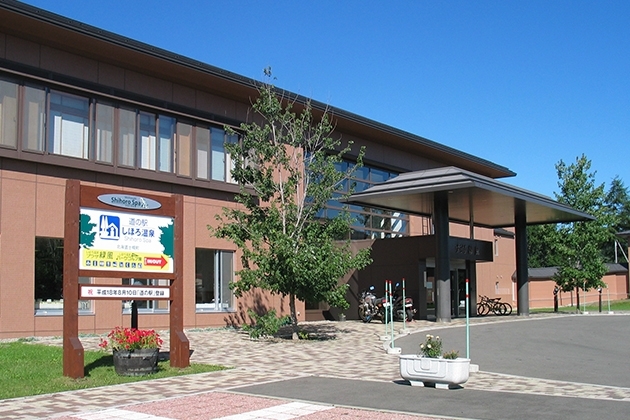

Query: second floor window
left=1, top=74, right=239, bottom=186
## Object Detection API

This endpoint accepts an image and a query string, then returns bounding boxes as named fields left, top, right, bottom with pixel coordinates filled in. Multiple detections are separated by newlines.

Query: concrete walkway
left=1, top=313, right=629, bottom=419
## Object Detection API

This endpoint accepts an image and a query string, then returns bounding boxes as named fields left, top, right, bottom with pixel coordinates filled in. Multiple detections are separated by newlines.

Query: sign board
left=79, top=208, right=174, bottom=274
left=80, top=285, right=170, bottom=300
left=64, top=181, right=189, bottom=379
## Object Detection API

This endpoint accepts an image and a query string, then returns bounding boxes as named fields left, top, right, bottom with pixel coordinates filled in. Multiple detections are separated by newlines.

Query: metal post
left=384, top=280, right=389, bottom=340
left=389, top=280, right=394, bottom=347
left=465, top=278, right=470, bottom=359
left=131, top=301, right=138, bottom=329
left=598, top=287, right=602, bottom=313
left=402, top=278, right=407, bottom=333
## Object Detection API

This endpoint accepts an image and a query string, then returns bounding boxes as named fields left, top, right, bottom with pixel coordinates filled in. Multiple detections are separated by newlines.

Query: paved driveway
left=396, top=314, right=630, bottom=387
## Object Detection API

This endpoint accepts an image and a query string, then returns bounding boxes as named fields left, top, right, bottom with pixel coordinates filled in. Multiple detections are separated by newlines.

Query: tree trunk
left=289, top=293, right=299, bottom=339
left=576, top=287, right=580, bottom=313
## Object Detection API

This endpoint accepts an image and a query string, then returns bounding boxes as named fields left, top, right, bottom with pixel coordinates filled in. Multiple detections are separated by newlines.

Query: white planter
left=399, top=354, right=470, bottom=389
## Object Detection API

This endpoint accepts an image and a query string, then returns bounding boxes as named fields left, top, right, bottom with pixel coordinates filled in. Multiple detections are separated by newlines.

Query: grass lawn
left=0, top=341, right=227, bottom=400
left=531, top=299, right=630, bottom=313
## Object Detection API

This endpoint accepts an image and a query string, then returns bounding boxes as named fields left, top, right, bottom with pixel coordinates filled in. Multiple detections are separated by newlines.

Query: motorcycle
left=391, top=282, right=415, bottom=322
left=358, top=285, right=378, bottom=323
left=358, top=284, right=415, bottom=323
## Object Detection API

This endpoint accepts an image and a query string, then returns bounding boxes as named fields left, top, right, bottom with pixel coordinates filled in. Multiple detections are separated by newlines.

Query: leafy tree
left=602, top=176, right=630, bottom=262
left=552, top=154, right=613, bottom=309
left=211, top=70, right=372, bottom=327
left=527, top=223, right=562, bottom=268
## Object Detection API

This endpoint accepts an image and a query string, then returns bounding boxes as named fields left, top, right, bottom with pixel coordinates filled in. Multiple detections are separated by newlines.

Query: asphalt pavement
left=1, top=313, right=629, bottom=419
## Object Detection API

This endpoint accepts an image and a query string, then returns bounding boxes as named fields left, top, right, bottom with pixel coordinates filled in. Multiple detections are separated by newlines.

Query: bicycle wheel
left=493, top=303, right=507, bottom=316
left=476, top=302, right=489, bottom=316
left=502, top=302, right=512, bottom=316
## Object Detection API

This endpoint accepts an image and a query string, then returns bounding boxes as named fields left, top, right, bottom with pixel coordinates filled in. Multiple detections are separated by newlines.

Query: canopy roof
left=345, top=167, right=594, bottom=228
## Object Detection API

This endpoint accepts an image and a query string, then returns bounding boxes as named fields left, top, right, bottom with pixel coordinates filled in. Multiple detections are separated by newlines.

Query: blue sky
left=20, top=0, right=630, bottom=198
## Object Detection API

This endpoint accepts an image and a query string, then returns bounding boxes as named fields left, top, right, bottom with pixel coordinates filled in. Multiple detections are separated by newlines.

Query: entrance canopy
left=345, top=167, right=594, bottom=228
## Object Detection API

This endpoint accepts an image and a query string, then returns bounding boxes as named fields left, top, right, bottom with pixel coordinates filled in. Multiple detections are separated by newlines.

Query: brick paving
left=1, top=313, right=629, bottom=419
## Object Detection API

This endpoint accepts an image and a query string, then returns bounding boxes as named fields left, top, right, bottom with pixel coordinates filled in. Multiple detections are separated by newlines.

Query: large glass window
left=22, top=86, right=46, bottom=152
left=2, top=77, right=240, bottom=187
left=158, top=116, right=175, bottom=173
left=176, top=122, right=192, bottom=177
left=34, top=237, right=92, bottom=315
left=118, top=108, right=136, bottom=167
left=195, top=249, right=233, bottom=311
left=196, top=126, right=210, bottom=179
left=0, top=78, right=18, bottom=148
left=95, top=102, right=114, bottom=163
left=122, top=278, right=170, bottom=312
left=211, top=127, right=226, bottom=181
left=48, top=91, right=90, bottom=159
left=321, top=161, right=409, bottom=239
left=139, top=112, right=157, bottom=170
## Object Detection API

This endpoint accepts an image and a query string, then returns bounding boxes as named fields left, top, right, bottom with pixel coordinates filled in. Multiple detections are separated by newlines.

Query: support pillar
left=515, top=200, right=529, bottom=316
left=466, top=260, right=477, bottom=317
left=434, top=191, right=451, bottom=323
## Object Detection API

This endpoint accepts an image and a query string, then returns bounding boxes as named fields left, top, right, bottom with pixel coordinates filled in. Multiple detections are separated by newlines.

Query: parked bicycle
left=476, top=295, right=512, bottom=316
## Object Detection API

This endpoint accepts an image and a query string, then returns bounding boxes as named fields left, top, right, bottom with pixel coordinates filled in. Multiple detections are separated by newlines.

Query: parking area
left=1, top=313, right=629, bottom=419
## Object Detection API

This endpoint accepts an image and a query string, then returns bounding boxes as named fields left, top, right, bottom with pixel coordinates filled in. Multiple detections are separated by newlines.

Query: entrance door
left=451, top=269, right=467, bottom=317
left=425, top=267, right=435, bottom=318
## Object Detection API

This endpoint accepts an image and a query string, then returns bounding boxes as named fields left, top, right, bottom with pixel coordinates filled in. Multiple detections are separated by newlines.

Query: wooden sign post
left=63, top=180, right=189, bottom=378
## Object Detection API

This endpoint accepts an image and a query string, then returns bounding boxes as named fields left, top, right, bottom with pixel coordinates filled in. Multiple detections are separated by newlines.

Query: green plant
left=242, top=309, right=291, bottom=339
left=297, top=330, right=310, bottom=340
left=443, top=350, right=459, bottom=359
left=0, top=342, right=226, bottom=400
left=418, top=334, right=443, bottom=358
left=99, top=327, right=163, bottom=351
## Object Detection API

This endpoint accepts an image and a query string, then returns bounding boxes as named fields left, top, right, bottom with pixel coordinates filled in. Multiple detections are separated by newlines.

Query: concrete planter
left=399, top=354, right=470, bottom=389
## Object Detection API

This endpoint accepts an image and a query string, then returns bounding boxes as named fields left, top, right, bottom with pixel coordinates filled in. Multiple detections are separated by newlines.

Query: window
left=139, top=112, right=157, bottom=170
left=34, top=237, right=92, bottom=315
left=195, top=249, right=233, bottom=311
left=158, top=116, right=175, bottom=172
left=1, top=76, right=240, bottom=187
left=95, top=102, right=114, bottom=163
left=48, top=91, right=90, bottom=159
left=22, top=86, right=46, bottom=152
left=196, top=126, right=210, bottom=179
left=118, top=108, right=136, bottom=167
left=322, top=160, right=409, bottom=239
left=176, top=122, right=192, bottom=177
left=211, top=127, right=226, bottom=181
left=122, top=278, right=170, bottom=312
left=0, top=78, right=18, bottom=148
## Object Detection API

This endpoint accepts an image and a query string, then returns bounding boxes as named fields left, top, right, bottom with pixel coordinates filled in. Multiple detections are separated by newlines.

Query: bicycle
left=476, top=295, right=512, bottom=316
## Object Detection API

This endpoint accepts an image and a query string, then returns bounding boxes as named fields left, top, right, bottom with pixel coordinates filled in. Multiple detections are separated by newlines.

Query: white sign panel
left=80, top=285, right=170, bottom=299
left=79, top=208, right=174, bottom=273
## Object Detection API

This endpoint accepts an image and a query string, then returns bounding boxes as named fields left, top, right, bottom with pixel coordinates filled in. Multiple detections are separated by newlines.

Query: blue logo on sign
left=99, top=215, right=120, bottom=240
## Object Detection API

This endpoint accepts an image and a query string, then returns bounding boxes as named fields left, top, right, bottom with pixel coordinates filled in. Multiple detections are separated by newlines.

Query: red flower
left=100, top=326, right=163, bottom=351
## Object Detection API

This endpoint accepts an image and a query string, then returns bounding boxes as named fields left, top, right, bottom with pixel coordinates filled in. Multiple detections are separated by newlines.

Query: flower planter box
left=113, top=348, right=159, bottom=376
left=399, top=354, right=470, bottom=389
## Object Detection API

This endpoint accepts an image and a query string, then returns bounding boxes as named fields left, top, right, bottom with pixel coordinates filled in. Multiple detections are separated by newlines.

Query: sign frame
left=63, top=181, right=189, bottom=379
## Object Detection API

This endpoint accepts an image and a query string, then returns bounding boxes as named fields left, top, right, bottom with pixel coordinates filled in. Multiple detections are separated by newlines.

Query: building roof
left=345, top=166, right=594, bottom=228
left=0, top=0, right=515, bottom=180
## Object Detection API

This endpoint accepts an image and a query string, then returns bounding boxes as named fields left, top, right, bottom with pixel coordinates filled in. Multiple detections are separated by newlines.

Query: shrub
left=242, top=309, right=291, bottom=339
left=442, top=350, right=460, bottom=359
